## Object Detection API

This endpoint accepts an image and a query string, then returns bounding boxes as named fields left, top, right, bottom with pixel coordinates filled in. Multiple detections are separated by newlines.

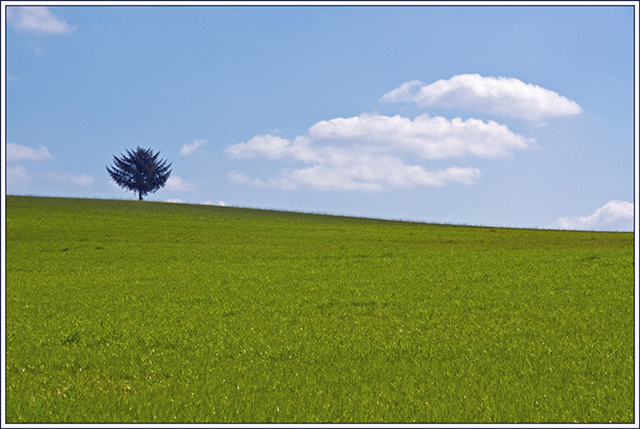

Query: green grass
left=5, top=195, right=635, bottom=423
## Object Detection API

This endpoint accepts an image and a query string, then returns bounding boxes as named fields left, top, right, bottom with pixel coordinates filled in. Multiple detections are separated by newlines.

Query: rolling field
left=5, top=195, right=635, bottom=423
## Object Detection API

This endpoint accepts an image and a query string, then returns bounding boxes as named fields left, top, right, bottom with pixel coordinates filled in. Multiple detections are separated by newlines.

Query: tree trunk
left=138, top=190, right=143, bottom=200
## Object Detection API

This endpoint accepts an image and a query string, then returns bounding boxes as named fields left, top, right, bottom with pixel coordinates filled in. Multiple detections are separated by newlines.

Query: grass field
left=4, top=195, right=635, bottom=423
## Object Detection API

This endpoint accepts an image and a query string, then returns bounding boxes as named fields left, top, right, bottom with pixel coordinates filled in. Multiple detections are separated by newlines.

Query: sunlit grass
left=5, top=196, right=635, bottom=423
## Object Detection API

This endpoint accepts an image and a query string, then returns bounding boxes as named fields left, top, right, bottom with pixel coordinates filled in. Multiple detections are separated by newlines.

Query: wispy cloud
left=166, top=175, right=198, bottom=191
left=552, top=200, right=634, bottom=232
left=7, top=165, right=32, bottom=186
left=180, top=139, right=207, bottom=156
left=380, top=74, right=583, bottom=121
left=166, top=199, right=183, bottom=203
left=7, top=6, right=77, bottom=35
left=7, top=143, right=53, bottom=162
left=47, top=171, right=94, bottom=186
left=7, top=143, right=52, bottom=188
left=230, top=164, right=480, bottom=192
left=226, top=112, right=528, bottom=191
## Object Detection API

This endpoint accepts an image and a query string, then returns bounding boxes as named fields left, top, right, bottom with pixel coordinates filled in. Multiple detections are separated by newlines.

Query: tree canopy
left=107, top=147, right=172, bottom=200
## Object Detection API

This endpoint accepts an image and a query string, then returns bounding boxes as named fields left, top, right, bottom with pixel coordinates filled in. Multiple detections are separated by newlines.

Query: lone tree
left=107, top=146, right=172, bottom=200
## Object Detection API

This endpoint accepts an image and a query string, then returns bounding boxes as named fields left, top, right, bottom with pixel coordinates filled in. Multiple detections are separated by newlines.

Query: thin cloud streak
left=7, top=143, right=53, bottom=162
left=46, top=172, right=94, bottom=186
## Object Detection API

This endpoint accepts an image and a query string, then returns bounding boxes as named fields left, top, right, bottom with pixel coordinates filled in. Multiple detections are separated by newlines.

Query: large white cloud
left=225, top=112, right=529, bottom=191
left=380, top=74, right=583, bottom=120
left=308, top=113, right=532, bottom=158
left=553, top=200, right=634, bottom=232
left=228, top=113, right=531, bottom=161
left=7, top=7, right=76, bottom=35
left=7, top=143, right=53, bottom=162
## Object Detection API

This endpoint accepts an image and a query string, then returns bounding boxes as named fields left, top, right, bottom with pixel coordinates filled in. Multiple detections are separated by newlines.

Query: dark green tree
left=107, top=147, right=172, bottom=200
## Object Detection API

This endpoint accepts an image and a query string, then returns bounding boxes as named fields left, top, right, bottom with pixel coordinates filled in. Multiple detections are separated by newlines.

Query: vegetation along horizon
left=5, top=195, right=635, bottom=423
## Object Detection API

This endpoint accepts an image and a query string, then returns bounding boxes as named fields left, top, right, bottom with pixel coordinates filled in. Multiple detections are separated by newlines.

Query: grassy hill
left=5, top=195, right=635, bottom=423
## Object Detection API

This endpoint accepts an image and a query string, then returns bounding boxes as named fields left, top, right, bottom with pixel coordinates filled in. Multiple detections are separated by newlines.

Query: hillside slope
left=5, top=196, right=635, bottom=423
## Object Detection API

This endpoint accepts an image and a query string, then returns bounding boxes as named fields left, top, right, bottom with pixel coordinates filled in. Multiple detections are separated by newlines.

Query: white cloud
left=553, top=200, right=634, bottom=232
left=380, top=74, right=583, bottom=120
left=227, top=134, right=297, bottom=160
left=7, top=143, right=53, bottom=188
left=8, top=7, right=77, bottom=35
left=225, top=112, right=529, bottom=191
left=47, top=172, right=94, bottom=186
left=308, top=113, right=532, bottom=159
left=166, top=175, right=198, bottom=191
left=202, top=200, right=227, bottom=206
left=252, top=163, right=481, bottom=192
left=7, top=143, right=53, bottom=162
left=228, top=114, right=530, bottom=161
left=166, top=199, right=183, bottom=203
left=7, top=165, right=32, bottom=186
left=180, top=139, right=208, bottom=156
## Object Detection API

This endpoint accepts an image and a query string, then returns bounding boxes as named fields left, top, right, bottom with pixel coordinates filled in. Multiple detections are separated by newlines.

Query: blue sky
left=3, top=3, right=637, bottom=231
